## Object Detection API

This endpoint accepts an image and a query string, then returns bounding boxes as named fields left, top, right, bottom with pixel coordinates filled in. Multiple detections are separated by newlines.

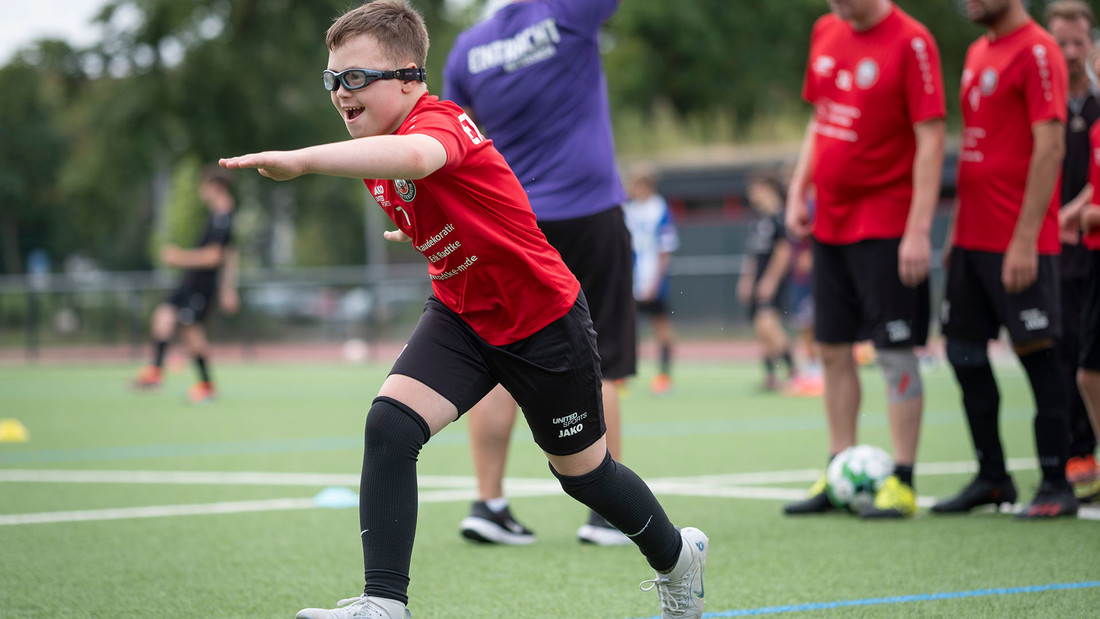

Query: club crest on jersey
left=856, top=58, right=879, bottom=89
left=813, top=55, right=836, bottom=78
left=980, top=68, right=998, bottom=97
left=394, top=179, right=416, bottom=202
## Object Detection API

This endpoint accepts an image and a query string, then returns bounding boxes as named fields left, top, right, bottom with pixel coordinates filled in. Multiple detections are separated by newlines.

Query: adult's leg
left=877, top=347, right=923, bottom=466
left=1078, top=369, right=1100, bottom=448
left=820, top=341, right=860, bottom=455
left=466, top=385, right=518, bottom=501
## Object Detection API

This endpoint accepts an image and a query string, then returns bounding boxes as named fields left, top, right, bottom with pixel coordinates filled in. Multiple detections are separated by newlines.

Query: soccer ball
left=825, top=444, right=894, bottom=512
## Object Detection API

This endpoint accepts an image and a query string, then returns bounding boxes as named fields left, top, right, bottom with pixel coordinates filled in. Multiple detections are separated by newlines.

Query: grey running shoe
left=459, top=501, right=536, bottom=545
left=577, top=511, right=632, bottom=546
left=295, top=595, right=409, bottom=619
left=640, top=527, right=708, bottom=619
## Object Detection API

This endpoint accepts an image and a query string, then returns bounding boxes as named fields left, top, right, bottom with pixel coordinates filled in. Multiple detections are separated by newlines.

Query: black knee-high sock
left=1018, top=348, right=1071, bottom=485
left=360, top=397, right=430, bottom=605
left=763, top=356, right=776, bottom=377
left=950, top=361, right=1007, bottom=481
left=782, top=350, right=796, bottom=377
left=552, top=452, right=681, bottom=572
left=153, top=341, right=168, bottom=368
left=194, top=355, right=210, bottom=384
left=659, top=344, right=672, bottom=376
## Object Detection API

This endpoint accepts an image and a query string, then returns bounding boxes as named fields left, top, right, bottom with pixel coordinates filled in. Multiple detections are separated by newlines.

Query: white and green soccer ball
left=825, top=444, right=894, bottom=512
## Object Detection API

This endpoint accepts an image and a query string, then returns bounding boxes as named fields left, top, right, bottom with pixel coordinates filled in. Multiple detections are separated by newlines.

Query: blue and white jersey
left=623, top=194, right=679, bottom=301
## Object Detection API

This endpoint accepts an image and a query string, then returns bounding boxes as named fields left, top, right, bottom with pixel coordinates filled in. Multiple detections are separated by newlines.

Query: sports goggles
left=322, top=67, right=427, bottom=92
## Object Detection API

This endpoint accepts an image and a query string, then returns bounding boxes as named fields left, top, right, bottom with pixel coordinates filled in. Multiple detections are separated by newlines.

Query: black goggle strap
left=390, top=67, right=427, bottom=82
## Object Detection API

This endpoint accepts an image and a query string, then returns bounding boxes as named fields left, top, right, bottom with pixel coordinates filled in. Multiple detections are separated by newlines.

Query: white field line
left=0, top=458, right=1039, bottom=488
left=2, top=458, right=1068, bottom=527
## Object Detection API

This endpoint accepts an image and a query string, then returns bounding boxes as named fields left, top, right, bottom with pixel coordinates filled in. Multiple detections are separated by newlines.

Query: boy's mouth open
left=345, top=107, right=364, bottom=121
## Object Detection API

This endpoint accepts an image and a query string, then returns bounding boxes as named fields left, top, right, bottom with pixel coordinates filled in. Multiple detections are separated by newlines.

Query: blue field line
left=626, top=581, right=1100, bottom=619
left=0, top=407, right=1034, bottom=465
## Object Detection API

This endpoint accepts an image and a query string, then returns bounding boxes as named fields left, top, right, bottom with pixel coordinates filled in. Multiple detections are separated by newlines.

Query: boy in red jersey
left=783, top=0, right=946, bottom=519
left=1075, top=121, right=1100, bottom=502
left=932, top=0, right=1077, bottom=519
left=220, top=2, right=706, bottom=618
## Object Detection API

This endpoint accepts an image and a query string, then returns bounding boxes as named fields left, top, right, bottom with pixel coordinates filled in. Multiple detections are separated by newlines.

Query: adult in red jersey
left=220, top=2, right=706, bottom=618
left=932, top=0, right=1078, bottom=519
left=1074, top=119, right=1100, bottom=503
left=783, top=0, right=946, bottom=519
left=1045, top=0, right=1100, bottom=501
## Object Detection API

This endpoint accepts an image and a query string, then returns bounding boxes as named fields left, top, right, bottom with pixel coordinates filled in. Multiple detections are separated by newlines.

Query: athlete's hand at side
left=384, top=229, right=411, bottom=243
left=785, top=193, right=813, bottom=241
left=897, top=231, right=931, bottom=287
left=1002, top=239, right=1038, bottom=294
left=220, top=152, right=306, bottom=181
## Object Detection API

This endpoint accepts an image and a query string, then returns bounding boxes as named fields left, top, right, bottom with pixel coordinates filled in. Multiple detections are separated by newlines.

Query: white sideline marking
left=0, top=458, right=1039, bottom=488
left=4, top=457, right=1074, bottom=527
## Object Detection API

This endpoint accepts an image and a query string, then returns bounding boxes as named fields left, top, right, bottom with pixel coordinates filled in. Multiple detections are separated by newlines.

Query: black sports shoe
left=459, top=501, right=536, bottom=545
left=931, top=476, right=1017, bottom=513
left=783, top=476, right=835, bottom=515
left=577, top=510, right=631, bottom=545
left=1014, top=481, right=1079, bottom=520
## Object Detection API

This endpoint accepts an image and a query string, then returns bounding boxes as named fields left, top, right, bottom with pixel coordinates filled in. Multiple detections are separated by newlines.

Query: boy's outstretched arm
left=220, top=134, right=447, bottom=181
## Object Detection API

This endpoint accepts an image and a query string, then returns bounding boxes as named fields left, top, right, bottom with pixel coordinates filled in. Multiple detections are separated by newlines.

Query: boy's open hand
left=220, top=152, right=305, bottom=181
left=384, top=230, right=411, bottom=242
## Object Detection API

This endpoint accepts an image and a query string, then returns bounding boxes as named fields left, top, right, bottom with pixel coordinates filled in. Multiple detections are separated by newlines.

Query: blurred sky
left=0, top=0, right=109, bottom=65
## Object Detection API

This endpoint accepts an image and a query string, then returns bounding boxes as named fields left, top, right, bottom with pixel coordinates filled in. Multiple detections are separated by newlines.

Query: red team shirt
left=803, top=6, right=945, bottom=245
left=366, top=94, right=580, bottom=345
left=1086, top=122, right=1100, bottom=251
left=955, top=20, right=1067, bottom=255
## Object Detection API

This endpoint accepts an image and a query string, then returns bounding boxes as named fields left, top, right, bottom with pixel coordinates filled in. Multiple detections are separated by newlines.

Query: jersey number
left=395, top=206, right=412, bottom=226
left=458, top=113, right=484, bottom=145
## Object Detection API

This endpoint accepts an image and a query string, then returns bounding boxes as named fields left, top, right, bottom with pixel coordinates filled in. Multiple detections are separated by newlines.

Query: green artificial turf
left=1, top=360, right=1097, bottom=618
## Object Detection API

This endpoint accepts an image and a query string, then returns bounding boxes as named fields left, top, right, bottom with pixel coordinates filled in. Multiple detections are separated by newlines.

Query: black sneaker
left=1015, top=481, right=1079, bottom=520
left=577, top=511, right=631, bottom=545
left=931, top=476, right=1017, bottom=513
left=459, top=501, right=535, bottom=545
left=783, top=476, right=835, bottom=515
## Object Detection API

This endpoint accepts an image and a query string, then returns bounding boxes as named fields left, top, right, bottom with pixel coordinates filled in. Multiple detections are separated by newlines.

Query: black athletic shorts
left=1080, top=251, right=1100, bottom=371
left=167, top=280, right=216, bottom=326
left=539, top=207, right=637, bottom=380
left=637, top=297, right=669, bottom=317
left=812, top=238, right=930, bottom=348
left=941, top=248, right=1061, bottom=345
left=389, top=293, right=605, bottom=456
left=746, top=273, right=787, bottom=321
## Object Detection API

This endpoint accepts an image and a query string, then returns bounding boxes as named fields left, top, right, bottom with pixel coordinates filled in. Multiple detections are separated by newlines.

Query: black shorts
left=637, top=298, right=668, bottom=317
left=540, top=207, right=636, bottom=380
left=167, top=282, right=215, bottom=325
left=389, top=294, right=605, bottom=456
left=812, top=238, right=930, bottom=348
left=1080, top=251, right=1100, bottom=371
left=941, top=248, right=1061, bottom=345
left=746, top=271, right=787, bottom=321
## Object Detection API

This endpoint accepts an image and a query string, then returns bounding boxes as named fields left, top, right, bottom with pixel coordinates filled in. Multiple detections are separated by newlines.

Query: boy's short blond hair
left=326, top=0, right=430, bottom=68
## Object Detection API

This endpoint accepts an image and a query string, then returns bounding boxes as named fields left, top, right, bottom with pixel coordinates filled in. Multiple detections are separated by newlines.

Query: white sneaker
left=639, top=527, right=707, bottom=619
left=295, top=595, right=410, bottom=619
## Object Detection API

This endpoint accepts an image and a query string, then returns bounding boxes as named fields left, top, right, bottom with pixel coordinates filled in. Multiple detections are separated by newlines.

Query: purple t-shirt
left=443, top=0, right=626, bottom=221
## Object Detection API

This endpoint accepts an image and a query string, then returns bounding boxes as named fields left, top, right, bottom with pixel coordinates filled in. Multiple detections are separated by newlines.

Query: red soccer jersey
left=1086, top=122, right=1100, bottom=250
left=955, top=20, right=1067, bottom=255
left=803, top=5, right=945, bottom=244
left=366, top=94, right=580, bottom=345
